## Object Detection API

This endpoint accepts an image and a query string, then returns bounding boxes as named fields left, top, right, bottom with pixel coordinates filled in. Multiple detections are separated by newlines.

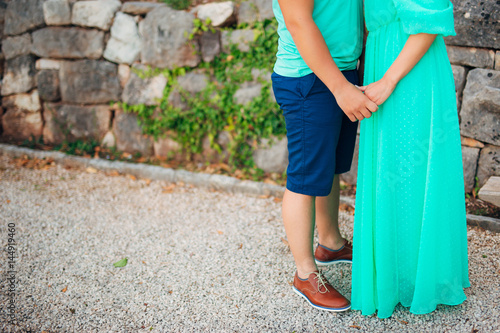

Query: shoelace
left=305, top=271, right=330, bottom=294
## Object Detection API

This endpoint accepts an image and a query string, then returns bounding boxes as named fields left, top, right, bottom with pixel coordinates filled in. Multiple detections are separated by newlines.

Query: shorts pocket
left=298, top=73, right=317, bottom=99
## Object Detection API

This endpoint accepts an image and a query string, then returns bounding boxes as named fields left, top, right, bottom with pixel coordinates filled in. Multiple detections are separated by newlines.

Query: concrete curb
left=0, top=143, right=356, bottom=205
left=0, top=143, right=284, bottom=197
left=1, top=143, right=497, bottom=233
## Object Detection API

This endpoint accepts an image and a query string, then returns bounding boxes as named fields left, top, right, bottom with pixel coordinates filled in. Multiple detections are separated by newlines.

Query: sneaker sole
left=292, top=286, right=351, bottom=312
left=315, top=259, right=352, bottom=266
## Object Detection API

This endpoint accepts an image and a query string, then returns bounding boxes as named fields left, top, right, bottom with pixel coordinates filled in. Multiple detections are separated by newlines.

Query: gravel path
left=0, top=153, right=499, bottom=332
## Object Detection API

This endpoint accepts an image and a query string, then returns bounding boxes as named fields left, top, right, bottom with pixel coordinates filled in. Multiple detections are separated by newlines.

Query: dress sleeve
left=392, top=0, right=456, bottom=36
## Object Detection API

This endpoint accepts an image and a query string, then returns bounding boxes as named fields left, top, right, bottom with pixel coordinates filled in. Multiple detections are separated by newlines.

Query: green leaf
left=113, top=257, right=128, bottom=267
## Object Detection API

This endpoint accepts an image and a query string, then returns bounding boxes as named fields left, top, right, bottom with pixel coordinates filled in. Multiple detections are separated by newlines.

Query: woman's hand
left=357, top=76, right=397, bottom=106
left=358, top=33, right=437, bottom=106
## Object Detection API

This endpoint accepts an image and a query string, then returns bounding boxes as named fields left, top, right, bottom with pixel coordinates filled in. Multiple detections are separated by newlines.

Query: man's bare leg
left=315, top=174, right=347, bottom=250
left=282, top=189, right=317, bottom=279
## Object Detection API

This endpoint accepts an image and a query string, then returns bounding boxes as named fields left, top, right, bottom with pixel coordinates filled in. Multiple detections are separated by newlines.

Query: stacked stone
left=445, top=0, right=499, bottom=192
left=0, top=0, right=497, bottom=188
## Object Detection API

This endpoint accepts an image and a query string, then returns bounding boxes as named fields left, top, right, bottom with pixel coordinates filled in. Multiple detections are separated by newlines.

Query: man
left=271, top=0, right=377, bottom=311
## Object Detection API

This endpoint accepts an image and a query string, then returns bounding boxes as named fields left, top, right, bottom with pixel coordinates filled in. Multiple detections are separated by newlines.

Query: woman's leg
left=282, top=189, right=318, bottom=279
left=315, top=174, right=347, bottom=250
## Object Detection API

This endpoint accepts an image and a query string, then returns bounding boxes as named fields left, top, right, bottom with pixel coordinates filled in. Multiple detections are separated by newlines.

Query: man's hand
left=278, top=0, right=376, bottom=122
left=334, top=83, right=379, bottom=122
left=358, top=77, right=396, bottom=106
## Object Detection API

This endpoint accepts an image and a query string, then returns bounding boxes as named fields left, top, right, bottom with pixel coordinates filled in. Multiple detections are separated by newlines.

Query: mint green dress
left=351, top=0, right=470, bottom=318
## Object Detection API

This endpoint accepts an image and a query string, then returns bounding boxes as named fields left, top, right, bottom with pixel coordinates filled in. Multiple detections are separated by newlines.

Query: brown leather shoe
left=314, top=240, right=352, bottom=266
left=292, top=271, right=351, bottom=312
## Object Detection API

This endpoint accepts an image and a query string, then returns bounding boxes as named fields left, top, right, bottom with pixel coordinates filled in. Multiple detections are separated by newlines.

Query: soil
left=466, top=196, right=500, bottom=219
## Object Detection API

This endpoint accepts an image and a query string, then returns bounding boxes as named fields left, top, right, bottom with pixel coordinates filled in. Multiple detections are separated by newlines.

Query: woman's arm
left=278, top=0, right=378, bottom=121
left=359, top=33, right=437, bottom=105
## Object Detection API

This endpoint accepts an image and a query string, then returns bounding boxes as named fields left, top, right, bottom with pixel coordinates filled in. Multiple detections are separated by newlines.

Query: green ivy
left=187, top=18, right=215, bottom=40
left=161, top=0, right=191, bottom=11
left=117, top=19, right=284, bottom=169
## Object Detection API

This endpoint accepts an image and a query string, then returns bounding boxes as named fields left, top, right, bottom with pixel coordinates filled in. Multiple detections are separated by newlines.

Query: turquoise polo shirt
left=272, top=0, right=363, bottom=77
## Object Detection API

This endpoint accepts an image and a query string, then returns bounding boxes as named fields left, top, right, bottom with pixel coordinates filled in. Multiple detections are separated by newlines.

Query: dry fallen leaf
left=218, top=163, right=231, bottom=172
left=162, top=184, right=176, bottom=193
left=238, top=243, right=243, bottom=249
left=350, top=325, right=361, bottom=330
left=259, top=195, right=270, bottom=199
left=281, top=237, right=290, bottom=248
left=14, top=156, right=57, bottom=170
left=127, top=174, right=137, bottom=180
left=339, top=203, right=355, bottom=215
left=217, top=230, right=224, bottom=235
left=273, top=197, right=282, bottom=203
left=85, top=167, right=97, bottom=173
left=263, top=178, right=278, bottom=186
left=461, top=137, right=484, bottom=148
left=61, top=286, right=67, bottom=292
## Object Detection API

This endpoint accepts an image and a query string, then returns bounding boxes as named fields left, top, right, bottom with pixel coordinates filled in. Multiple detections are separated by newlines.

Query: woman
left=351, top=0, right=470, bottom=318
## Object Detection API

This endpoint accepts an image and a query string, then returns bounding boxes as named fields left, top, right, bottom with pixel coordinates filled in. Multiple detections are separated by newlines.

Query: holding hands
left=334, top=83, right=379, bottom=122
left=357, top=76, right=397, bottom=107
left=335, top=76, right=396, bottom=123
left=352, top=33, right=438, bottom=115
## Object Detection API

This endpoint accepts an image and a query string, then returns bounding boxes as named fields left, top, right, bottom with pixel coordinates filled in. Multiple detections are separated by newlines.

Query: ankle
left=318, top=237, right=346, bottom=251
left=296, top=266, right=318, bottom=280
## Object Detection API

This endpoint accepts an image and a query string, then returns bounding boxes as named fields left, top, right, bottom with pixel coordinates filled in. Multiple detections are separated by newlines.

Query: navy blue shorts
left=271, top=70, right=359, bottom=197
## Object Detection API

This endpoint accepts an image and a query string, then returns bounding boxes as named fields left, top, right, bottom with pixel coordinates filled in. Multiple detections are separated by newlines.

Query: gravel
left=0, top=153, right=499, bottom=332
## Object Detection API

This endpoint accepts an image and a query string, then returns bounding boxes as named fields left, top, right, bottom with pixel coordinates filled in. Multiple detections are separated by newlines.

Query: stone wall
left=438, top=0, right=498, bottom=193
left=0, top=0, right=498, bottom=193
